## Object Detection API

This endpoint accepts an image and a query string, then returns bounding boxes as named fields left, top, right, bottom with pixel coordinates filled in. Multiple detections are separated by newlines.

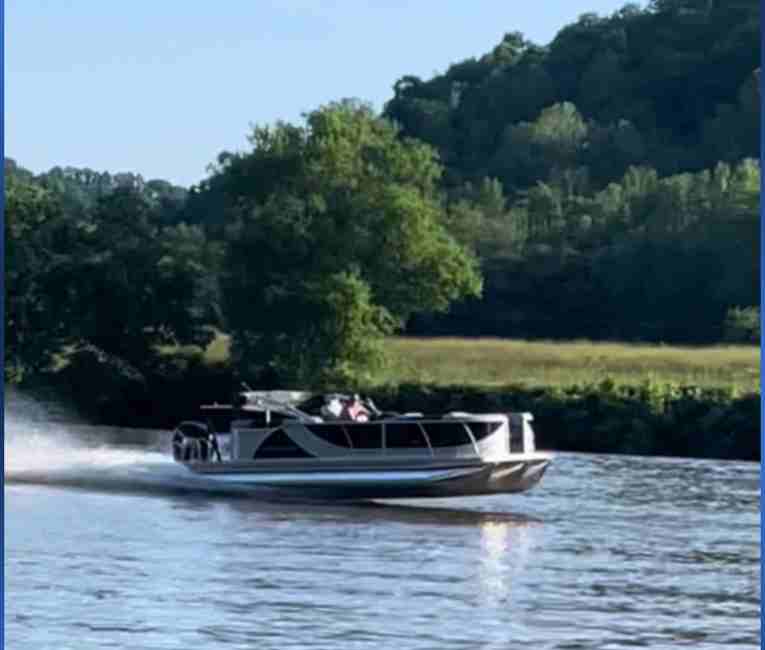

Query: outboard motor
left=172, top=422, right=221, bottom=463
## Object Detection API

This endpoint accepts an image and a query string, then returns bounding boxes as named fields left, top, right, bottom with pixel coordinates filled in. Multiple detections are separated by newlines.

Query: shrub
left=723, top=306, right=760, bottom=343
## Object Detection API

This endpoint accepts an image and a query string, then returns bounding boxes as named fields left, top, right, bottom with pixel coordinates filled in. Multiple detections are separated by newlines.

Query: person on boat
left=321, top=395, right=344, bottom=420
left=343, top=394, right=370, bottom=422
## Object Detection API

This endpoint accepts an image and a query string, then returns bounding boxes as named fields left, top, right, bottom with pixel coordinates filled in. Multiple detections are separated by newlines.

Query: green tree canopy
left=67, top=187, right=216, bottom=368
left=5, top=170, right=75, bottom=379
left=5, top=165, right=216, bottom=381
left=206, top=101, right=482, bottom=385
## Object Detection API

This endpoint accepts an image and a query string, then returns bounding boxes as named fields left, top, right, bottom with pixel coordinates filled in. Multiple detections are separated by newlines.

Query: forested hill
left=384, top=0, right=760, bottom=343
left=384, top=0, right=759, bottom=193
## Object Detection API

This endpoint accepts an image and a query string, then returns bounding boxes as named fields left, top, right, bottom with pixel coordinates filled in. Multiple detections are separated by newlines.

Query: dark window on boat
left=306, top=424, right=351, bottom=448
left=423, top=422, right=472, bottom=447
left=345, top=424, right=383, bottom=449
left=253, top=429, right=315, bottom=459
left=385, top=423, right=428, bottom=448
left=466, top=421, right=503, bottom=441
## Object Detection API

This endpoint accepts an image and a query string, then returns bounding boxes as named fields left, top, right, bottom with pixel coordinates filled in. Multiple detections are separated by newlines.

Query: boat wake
left=3, top=390, right=273, bottom=499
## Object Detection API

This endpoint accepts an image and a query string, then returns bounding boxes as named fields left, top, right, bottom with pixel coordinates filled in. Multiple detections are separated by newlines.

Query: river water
left=4, top=396, right=761, bottom=649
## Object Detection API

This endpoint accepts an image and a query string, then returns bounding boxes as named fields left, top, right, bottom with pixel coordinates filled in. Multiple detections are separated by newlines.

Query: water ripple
left=4, top=421, right=760, bottom=650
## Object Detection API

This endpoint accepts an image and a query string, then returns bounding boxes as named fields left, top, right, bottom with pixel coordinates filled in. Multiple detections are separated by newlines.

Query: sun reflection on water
left=477, top=519, right=537, bottom=607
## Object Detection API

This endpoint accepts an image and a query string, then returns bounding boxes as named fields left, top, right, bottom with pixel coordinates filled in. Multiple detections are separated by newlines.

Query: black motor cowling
left=172, top=422, right=221, bottom=463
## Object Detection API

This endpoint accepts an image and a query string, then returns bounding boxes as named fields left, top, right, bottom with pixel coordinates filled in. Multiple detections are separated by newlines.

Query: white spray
left=2, top=388, right=237, bottom=496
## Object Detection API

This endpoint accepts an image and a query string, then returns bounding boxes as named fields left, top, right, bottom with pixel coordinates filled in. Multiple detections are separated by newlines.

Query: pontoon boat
left=170, top=391, right=552, bottom=499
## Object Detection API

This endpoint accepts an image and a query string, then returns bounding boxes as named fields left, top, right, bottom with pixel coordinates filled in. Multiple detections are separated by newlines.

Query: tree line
left=386, top=0, right=760, bottom=343
left=5, top=0, right=760, bottom=390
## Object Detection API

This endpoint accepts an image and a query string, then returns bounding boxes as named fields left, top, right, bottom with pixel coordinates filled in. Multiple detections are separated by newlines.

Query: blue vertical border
left=760, top=0, right=764, bottom=643
left=1, top=0, right=5, bottom=646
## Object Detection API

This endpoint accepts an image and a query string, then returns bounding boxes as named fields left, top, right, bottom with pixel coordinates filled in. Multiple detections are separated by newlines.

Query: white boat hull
left=182, top=455, right=551, bottom=499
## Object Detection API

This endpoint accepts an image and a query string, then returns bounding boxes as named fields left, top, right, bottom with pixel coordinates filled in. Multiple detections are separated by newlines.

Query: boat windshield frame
left=238, top=392, right=318, bottom=423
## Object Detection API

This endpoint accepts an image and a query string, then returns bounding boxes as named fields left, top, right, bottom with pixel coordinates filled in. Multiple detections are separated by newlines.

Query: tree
left=66, top=187, right=216, bottom=370
left=490, top=102, right=589, bottom=192
left=211, top=101, right=482, bottom=385
left=5, top=173, right=76, bottom=380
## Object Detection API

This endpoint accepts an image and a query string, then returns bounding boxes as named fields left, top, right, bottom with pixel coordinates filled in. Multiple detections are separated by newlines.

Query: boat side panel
left=182, top=457, right=551, bottom=499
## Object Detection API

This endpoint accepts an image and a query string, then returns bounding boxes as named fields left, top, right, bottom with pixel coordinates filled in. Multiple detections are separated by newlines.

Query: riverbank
left=191, top=334, right=761, bottom=392
left=21, top=340, right=760, bottom=461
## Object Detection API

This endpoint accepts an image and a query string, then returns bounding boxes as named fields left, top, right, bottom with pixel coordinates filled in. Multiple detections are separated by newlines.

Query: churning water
left=4, top=391, right=761, bottom=649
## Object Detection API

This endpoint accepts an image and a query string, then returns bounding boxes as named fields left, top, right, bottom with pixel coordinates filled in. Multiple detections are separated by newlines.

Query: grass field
left=197, top=334, right=760, bottom=392
left=380, top=337, right=760, bottom=391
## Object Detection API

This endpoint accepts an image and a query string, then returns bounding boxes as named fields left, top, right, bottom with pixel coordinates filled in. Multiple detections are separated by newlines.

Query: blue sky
left=6, top=1, right=640, bottom=187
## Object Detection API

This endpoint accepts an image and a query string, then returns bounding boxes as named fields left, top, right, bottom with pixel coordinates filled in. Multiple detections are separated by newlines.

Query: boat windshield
left=296, top=393, right=381, bottom=422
